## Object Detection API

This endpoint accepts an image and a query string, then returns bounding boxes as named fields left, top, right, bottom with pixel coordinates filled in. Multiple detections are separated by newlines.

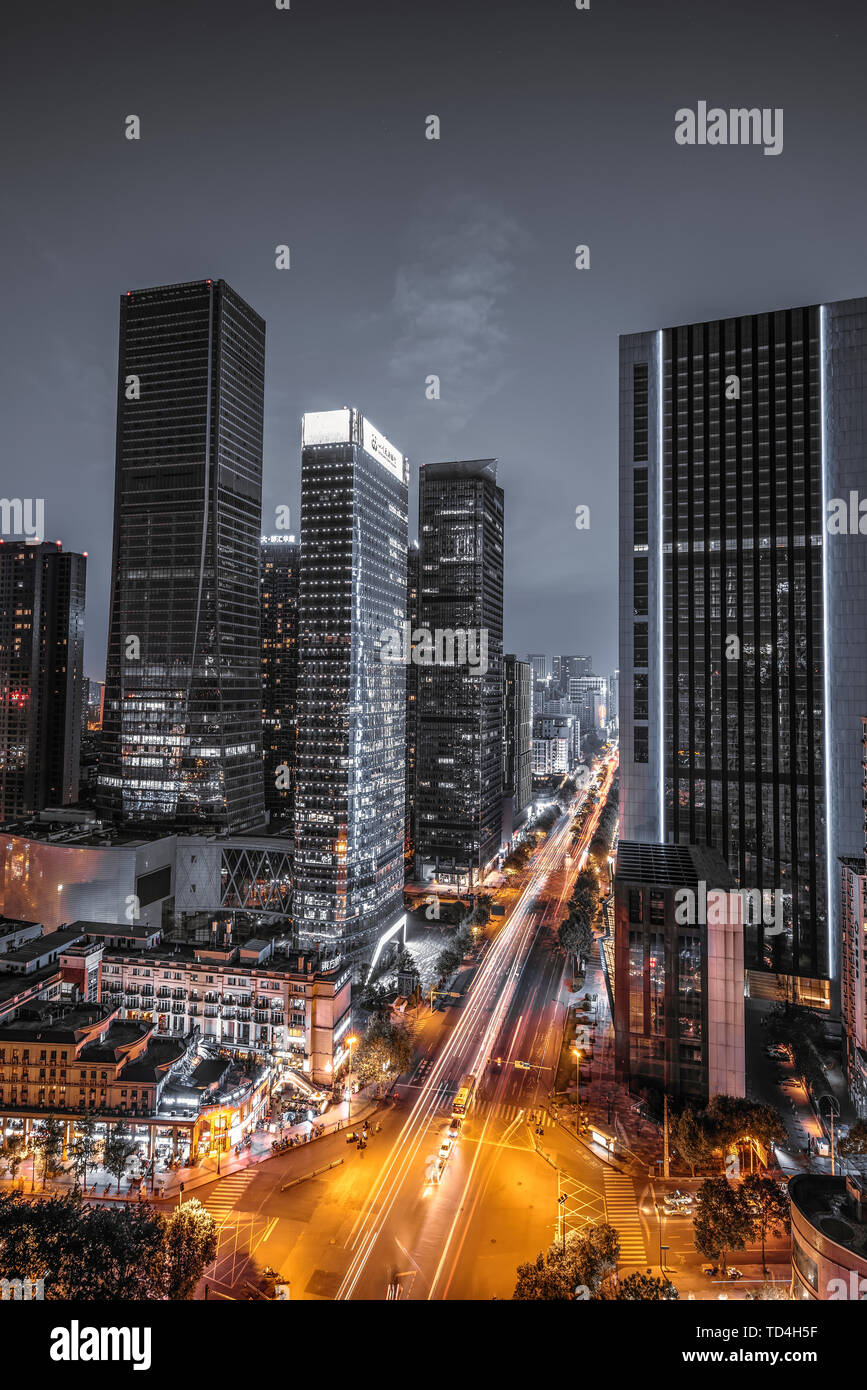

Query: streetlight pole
left=346, top=1035, right=358, bottom=1126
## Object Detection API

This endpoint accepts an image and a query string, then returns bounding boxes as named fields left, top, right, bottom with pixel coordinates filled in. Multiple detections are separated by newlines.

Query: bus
left=451, top=1073, right=476, bottom=1121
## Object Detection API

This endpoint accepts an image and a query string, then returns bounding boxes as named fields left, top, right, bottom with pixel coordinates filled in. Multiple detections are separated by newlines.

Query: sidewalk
left=1, top=1090, right=387, bottom=1205
left=548, top=943, right=665, bottom=1176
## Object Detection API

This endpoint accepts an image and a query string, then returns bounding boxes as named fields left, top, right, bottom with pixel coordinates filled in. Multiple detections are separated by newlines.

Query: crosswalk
left=497, top=1104, right=555, bottom=1130
left=198, top=1171, right=254, bottom=1221
left=603, top=1172, right=647, bottom=1267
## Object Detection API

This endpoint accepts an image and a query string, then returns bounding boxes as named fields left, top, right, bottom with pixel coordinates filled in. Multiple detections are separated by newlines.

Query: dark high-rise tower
left=260, top=534, right=300, bottom=827
left=619, top=298, right=867, bottom=1004
left=100, top=280, right=266, bottom=833
left=0, top=540, right=86, bottom=820
left=553, top=653, right=592, bottom=694
left=294, top=410, right=408, bottom=970
left=416, top=459, right=504, bottom=887
left=405, top=539, right=420, bottom=870
left=503, top=654, right=532, bottom=830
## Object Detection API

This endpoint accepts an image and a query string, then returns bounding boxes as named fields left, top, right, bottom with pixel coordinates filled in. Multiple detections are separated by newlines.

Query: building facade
left=840, top=717, right=867, bottom=1117
left=100, top=938, right=351, bottom=1083
left=0, top=541, right=85, bottom=822
left=503, top=655, right=532, bottom=829
left=0, top=813, right=175, bottom=933
left=619, top=298, right=867, bottom=1006
left=260, top=535, right=300, bottom=827
left=405, top=540, right=420, bottom=869
left=293, top=410, right=408, bottom=971
left=613, top=841, right=745, bottom=1102
left=100, top=279, right=266, bottom=834
left=416, top=460, right=504, bottom=886
left=553, top=654, right=592, bottom=694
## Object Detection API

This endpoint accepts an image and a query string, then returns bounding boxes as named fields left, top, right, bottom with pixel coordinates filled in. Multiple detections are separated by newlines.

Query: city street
left=194, top=758, right=632, bottom=1301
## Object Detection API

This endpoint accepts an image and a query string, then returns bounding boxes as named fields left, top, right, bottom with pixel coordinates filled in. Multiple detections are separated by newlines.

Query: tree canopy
left=0, top=1191, right=217, bottom=1300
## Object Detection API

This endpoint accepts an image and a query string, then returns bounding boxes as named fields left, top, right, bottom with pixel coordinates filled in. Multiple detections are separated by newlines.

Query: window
left=633, top=556, right=648, bottom=616
left=633, top=467, right=649, bottom=547
left=634, top=727, right=649, bottom=764
left=633, top=363, right=649, bottom=461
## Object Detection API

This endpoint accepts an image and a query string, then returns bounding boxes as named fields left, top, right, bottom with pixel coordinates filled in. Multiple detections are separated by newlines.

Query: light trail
left=337, top=754, right=618, bottom=1300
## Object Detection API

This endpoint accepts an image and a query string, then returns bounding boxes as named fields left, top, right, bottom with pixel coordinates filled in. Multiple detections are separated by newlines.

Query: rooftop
left=789, top=1174, right=867, bottom=1260
left=615, top=841, right=735, bottom=889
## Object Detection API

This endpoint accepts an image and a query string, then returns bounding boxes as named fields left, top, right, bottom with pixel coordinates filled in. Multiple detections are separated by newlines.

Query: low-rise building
left=790, top=1174, right=867, bottom=1300
left=98, top=936, right=351, bottom=1084
left=0, top=998, right=269, bottom=1169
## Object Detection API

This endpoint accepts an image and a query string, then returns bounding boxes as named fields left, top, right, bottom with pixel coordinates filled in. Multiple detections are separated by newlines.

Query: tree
left=436, top=944, right=462, bottom=978
left=0, top=1190, right=164, bottom=1299
left=706, top=1095, right=787, bottom=1154
left=160, top=1198, right=218, bottom=1300
left=513, top=1222, right=620, bottom=1300
left=675, top=1108, right=715, bottom=1177
left=693, top=1178, right=754, bottom=1275
left=0, top=1135, right=26, bottom=1183
left=558, top=909, right=593, bottom=965
left=68, top=1115, right=100, bottom=1191
left=838, top=1119, right=867, bottom=1166
left=742, top=1174, right=790, bottom=1274
left=615, top=1271, right=679, bottom=1300
left=354, top=1018, right=414, bottom=1087
left=32, top=1116, right=64, bottom=1189
left=103, top=1121, right=137, bottom=1193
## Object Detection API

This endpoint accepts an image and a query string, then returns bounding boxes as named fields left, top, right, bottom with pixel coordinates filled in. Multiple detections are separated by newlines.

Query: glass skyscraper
left=619, top=298, right=867, bottom=1002
left=260, top=534, right=300, bottom=827
left=293, top=410, right=408, bottom=970
left=416, top=459, right=504, bottom=886
left=100, top=279, right=266, bottom=833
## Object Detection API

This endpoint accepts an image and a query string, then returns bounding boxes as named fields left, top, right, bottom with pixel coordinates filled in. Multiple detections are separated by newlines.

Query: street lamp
left=572, top=1047, right=582, bottom=1132
left=346, top=1035, right=358, bottom=1124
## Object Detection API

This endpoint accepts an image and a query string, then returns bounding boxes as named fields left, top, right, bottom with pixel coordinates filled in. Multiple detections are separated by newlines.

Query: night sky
left=4, top=0, right=866, bottom=682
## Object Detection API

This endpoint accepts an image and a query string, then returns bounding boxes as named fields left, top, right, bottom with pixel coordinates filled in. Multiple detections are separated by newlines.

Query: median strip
left=281, top=1158, right=344, bottom=1191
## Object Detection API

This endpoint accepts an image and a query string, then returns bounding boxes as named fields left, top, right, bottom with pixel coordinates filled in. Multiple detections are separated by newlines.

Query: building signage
left=361, top=417, right=405, bottom=482
left=302, top=409, right=352, bottom=447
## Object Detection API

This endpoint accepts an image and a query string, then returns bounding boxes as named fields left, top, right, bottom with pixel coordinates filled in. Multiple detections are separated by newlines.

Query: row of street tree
left=0, top=1190, right=216, bottom=1299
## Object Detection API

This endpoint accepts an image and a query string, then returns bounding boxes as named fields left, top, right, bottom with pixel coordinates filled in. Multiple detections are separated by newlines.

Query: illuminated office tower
left=619, top=298, right=867, bottom=1005
left=0, top=541, right=86, bottom=820
left=294, top=410, right=408, bottom=970
left=416, top=459, right=504, bottom=887
left=260, top=535, right=300, bottom=826
left=405, top=540, right=420, bottom=868
left=100, top=279, right=266, bottom=833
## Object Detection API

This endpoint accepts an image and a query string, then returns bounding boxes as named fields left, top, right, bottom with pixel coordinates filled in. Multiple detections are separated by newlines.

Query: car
left=726, top=1268, right=743, bottom=1280
left=701, top=1263, right=718, bottom=1277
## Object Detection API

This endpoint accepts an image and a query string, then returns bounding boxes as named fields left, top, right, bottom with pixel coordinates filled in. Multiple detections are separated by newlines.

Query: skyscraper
left=405, top=540, right=420, bottom=870
left=553, top=654, right=592, bottom=693
left=294, top=409, right=408, bottom=971
left=260, top=534, right=300, bottom=827
left=503, top=654, right=532, bottom=830
left=100, top=279, right=266, bottom=834
left=0, top=540, right=86, bottom=820
left=416, top=459, right=504, bottom=887
left=619, top=298, right=867, bottom=1003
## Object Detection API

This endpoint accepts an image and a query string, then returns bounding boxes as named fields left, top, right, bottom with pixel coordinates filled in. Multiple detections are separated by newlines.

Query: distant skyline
left=4, top=0, right=867, bottom=681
